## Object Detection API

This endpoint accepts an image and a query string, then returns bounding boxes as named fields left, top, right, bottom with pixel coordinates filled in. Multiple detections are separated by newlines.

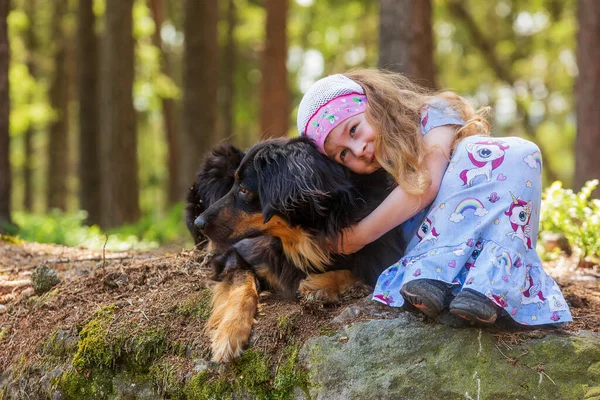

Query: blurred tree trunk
left=0, top=0, right=12, bottom=232
left=378, top=0, right=436, bottom=89
left=47, top=0, right=69, bottom=210
left=181, top=0, right=218, bottom=184
left=23, top=0, right=37, bottom=212
left=149, top=0, right=180, bottom=206
left=222, top=0, right=236, bottom=144
left=575, top=0, right=600, bottom=195
left=78, top=0, right=101, bottom=224
left=259, top=0, right=289, bottom=139
left=100, top=0, right=139, bottom=227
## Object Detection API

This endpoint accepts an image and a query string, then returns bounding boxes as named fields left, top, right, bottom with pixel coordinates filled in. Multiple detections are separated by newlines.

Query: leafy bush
left=540, top=179, right=600, bottom=263
left=12, top=203, right=189, bottom=251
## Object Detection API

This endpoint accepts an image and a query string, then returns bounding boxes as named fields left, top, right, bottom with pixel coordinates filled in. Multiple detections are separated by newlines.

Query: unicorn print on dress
left=416, top=217, right=439, bottom=243
left=465, top=240, right=484, bottom=270
left=521, top=264, right=546, bottom=306
left=505, top=192, right=533, bottom=250
left=460, top=141, right=510, bottom=187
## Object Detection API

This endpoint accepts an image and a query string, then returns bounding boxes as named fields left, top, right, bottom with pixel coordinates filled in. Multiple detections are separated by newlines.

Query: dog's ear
left=254, top=141, right=356, bottom=226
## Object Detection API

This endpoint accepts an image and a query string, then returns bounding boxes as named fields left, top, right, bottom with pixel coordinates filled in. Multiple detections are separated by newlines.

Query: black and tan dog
left=187, top=137, right=405, bottom=362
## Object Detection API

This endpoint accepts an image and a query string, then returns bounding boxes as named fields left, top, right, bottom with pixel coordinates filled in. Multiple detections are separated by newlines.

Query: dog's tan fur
left=299, top=270, right=361, bottom=301
left=233, top=212, right=332, bottom=274
left=205, top=269, right=258, bottom=362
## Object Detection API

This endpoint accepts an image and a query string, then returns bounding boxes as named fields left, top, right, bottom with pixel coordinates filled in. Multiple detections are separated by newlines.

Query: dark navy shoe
left=449, top=289, right=499, bottom=325
left=400, top=279, right=451, bottom=318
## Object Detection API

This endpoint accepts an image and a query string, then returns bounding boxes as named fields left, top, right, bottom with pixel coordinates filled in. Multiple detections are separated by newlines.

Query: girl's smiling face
left=324, top=113, right=381, bottom=174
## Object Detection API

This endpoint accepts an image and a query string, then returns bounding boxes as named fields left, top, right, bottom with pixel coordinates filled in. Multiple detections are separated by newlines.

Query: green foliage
left=108, top=202, right=188, bottom=246
left=540, top=180, right=600, bottom=261
left=12, top=203, right=188, bottom=250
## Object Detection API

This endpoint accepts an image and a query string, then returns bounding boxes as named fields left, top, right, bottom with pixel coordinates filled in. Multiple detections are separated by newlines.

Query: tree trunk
left=0, top=0, right=11, bottom=231
left=222, top=0, right=236, bottom=144
left=378, top=0, right=436, bottom=89
left=181, top=0, right=218, bottom=184
left=259, top=0, right=289, bottom=139
left=47, top=0, right=69, bottom=211
left=575, top=0, right=600, bottom=195
left=78, top=0, right=101, bottom=224
left=100, top=0, right=139, bottom=227
left=23, top=0, right=37, bottom=212
left=149, top=0, right=180, bottom=206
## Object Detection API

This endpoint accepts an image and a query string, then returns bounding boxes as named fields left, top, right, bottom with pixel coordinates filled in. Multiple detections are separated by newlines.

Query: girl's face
left=324, top=113, right=381, bottom=174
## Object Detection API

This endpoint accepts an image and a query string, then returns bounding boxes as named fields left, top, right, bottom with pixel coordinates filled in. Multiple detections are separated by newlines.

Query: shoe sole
left=401, top=289, right=442, bottom=318
left=449, top=306, right=497, bottom=325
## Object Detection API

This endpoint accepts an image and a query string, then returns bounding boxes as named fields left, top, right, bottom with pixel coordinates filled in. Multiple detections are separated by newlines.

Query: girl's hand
left=335, top=226, right=367, bottom=255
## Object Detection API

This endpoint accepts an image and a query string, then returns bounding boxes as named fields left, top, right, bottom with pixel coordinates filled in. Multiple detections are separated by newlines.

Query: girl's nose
left=351, top=141, right=367, bottom=158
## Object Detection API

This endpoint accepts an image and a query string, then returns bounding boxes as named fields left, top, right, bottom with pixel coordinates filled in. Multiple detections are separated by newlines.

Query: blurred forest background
left=0, top=0, right=598, bottom=251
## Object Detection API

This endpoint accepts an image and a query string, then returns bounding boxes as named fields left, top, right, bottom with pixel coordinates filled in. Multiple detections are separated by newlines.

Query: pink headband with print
left=303, top=94, right=367, bottom=153
left=297, top=74, right=367, bottom=154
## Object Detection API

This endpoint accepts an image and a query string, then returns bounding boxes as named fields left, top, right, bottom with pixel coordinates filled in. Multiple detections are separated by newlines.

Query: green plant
left=11, top=203, right=189, bottom=250
left=540, top=179, right=600, bottom=263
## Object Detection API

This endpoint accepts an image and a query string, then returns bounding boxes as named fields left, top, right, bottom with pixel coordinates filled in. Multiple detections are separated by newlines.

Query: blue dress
left=372, top=99, right=573, bottom=326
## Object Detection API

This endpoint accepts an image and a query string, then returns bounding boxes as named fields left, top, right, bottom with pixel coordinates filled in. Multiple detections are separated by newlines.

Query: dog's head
left=195, top=137, right=363, bottom=272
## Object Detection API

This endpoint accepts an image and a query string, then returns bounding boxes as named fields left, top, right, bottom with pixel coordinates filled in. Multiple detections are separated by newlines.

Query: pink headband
left=303, top=93, right=368, bottom=154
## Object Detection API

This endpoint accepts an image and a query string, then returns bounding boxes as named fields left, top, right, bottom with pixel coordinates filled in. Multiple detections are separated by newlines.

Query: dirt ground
left=0, top=237, right=598, bottom=372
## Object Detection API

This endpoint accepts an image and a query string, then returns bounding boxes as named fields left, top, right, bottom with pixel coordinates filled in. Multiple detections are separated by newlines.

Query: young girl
left=297, top=70, right=572, bottom=326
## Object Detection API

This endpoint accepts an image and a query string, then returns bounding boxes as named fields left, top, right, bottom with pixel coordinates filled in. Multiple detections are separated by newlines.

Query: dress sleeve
left=419, top=99, right=465, bottom=136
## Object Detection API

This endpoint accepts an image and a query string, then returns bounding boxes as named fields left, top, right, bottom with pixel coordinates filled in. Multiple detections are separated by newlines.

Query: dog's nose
left=194, top=216, right=207, bottom=232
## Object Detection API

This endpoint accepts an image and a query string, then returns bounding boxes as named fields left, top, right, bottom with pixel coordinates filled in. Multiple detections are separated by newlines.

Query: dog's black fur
left=185, top=144, right=245, bottom=246
left=186, top=137, right=405, bottom=361
left=189, top=137, right=405, bottom=294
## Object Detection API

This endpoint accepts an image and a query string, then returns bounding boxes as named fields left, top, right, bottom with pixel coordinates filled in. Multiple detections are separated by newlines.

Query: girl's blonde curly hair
left=344, top=69, right=491, bottom=195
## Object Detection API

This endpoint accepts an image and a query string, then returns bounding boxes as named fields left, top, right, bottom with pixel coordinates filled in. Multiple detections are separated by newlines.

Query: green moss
left=276, top=315, right=298, bottom=341
left=149, top=357, right=186, bottom=400
left=0, top=234, right=21, bottom=244
left=232, top=349, right=272, bottom=398
left=72, top=305, right=122, bottom=370
left=0, top=327, right=7, bottom=342
left=172, top=289, right=212, bottom=320
left=54, top=368, right=114, bottom=400
left=125, top=327, right=167, bottom=369
left=183, top=348, right=310, bottom=400
left=272, top=346, right=311, bottom=400
left=184, top=371, right=234, bottom=400
left=40, top=329, right=79, bottom=360
left=318, top=325, right=337, bottom=337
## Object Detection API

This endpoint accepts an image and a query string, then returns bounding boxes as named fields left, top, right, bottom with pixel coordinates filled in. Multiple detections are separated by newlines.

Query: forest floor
left=0, top=237, right=599, bottom=372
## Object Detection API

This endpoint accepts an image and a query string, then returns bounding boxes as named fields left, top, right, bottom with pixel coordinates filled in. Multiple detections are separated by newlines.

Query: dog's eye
left=239, top=187, right=249, bottom=195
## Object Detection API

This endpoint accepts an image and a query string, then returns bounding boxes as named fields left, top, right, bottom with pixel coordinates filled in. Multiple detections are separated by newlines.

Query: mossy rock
left=31, top=265, right=61, bottom=294
left=301, top=314, right=600, bottom=400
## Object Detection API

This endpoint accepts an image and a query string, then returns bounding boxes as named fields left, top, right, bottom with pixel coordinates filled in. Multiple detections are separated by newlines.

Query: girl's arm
left=336, top=125, right=457, bottom=254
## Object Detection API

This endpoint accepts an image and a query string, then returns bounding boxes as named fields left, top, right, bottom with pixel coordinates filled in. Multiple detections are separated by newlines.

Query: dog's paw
left=210, top=333, right=245, bottom=362
left=299, top=281, right=340, bottom=303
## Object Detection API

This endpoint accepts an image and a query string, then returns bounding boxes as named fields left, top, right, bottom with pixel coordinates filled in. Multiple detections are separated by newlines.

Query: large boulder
left=301, top=313, right=600, bottom=400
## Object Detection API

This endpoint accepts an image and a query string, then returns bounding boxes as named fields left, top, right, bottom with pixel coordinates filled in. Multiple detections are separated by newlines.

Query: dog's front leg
left=205, top=268, right=258, bottom=362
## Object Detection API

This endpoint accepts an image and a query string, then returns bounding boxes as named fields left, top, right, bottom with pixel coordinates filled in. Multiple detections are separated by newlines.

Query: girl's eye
left=349, top=125, right=357, bottom=137
left=340, top=149, right=348, bottom=161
